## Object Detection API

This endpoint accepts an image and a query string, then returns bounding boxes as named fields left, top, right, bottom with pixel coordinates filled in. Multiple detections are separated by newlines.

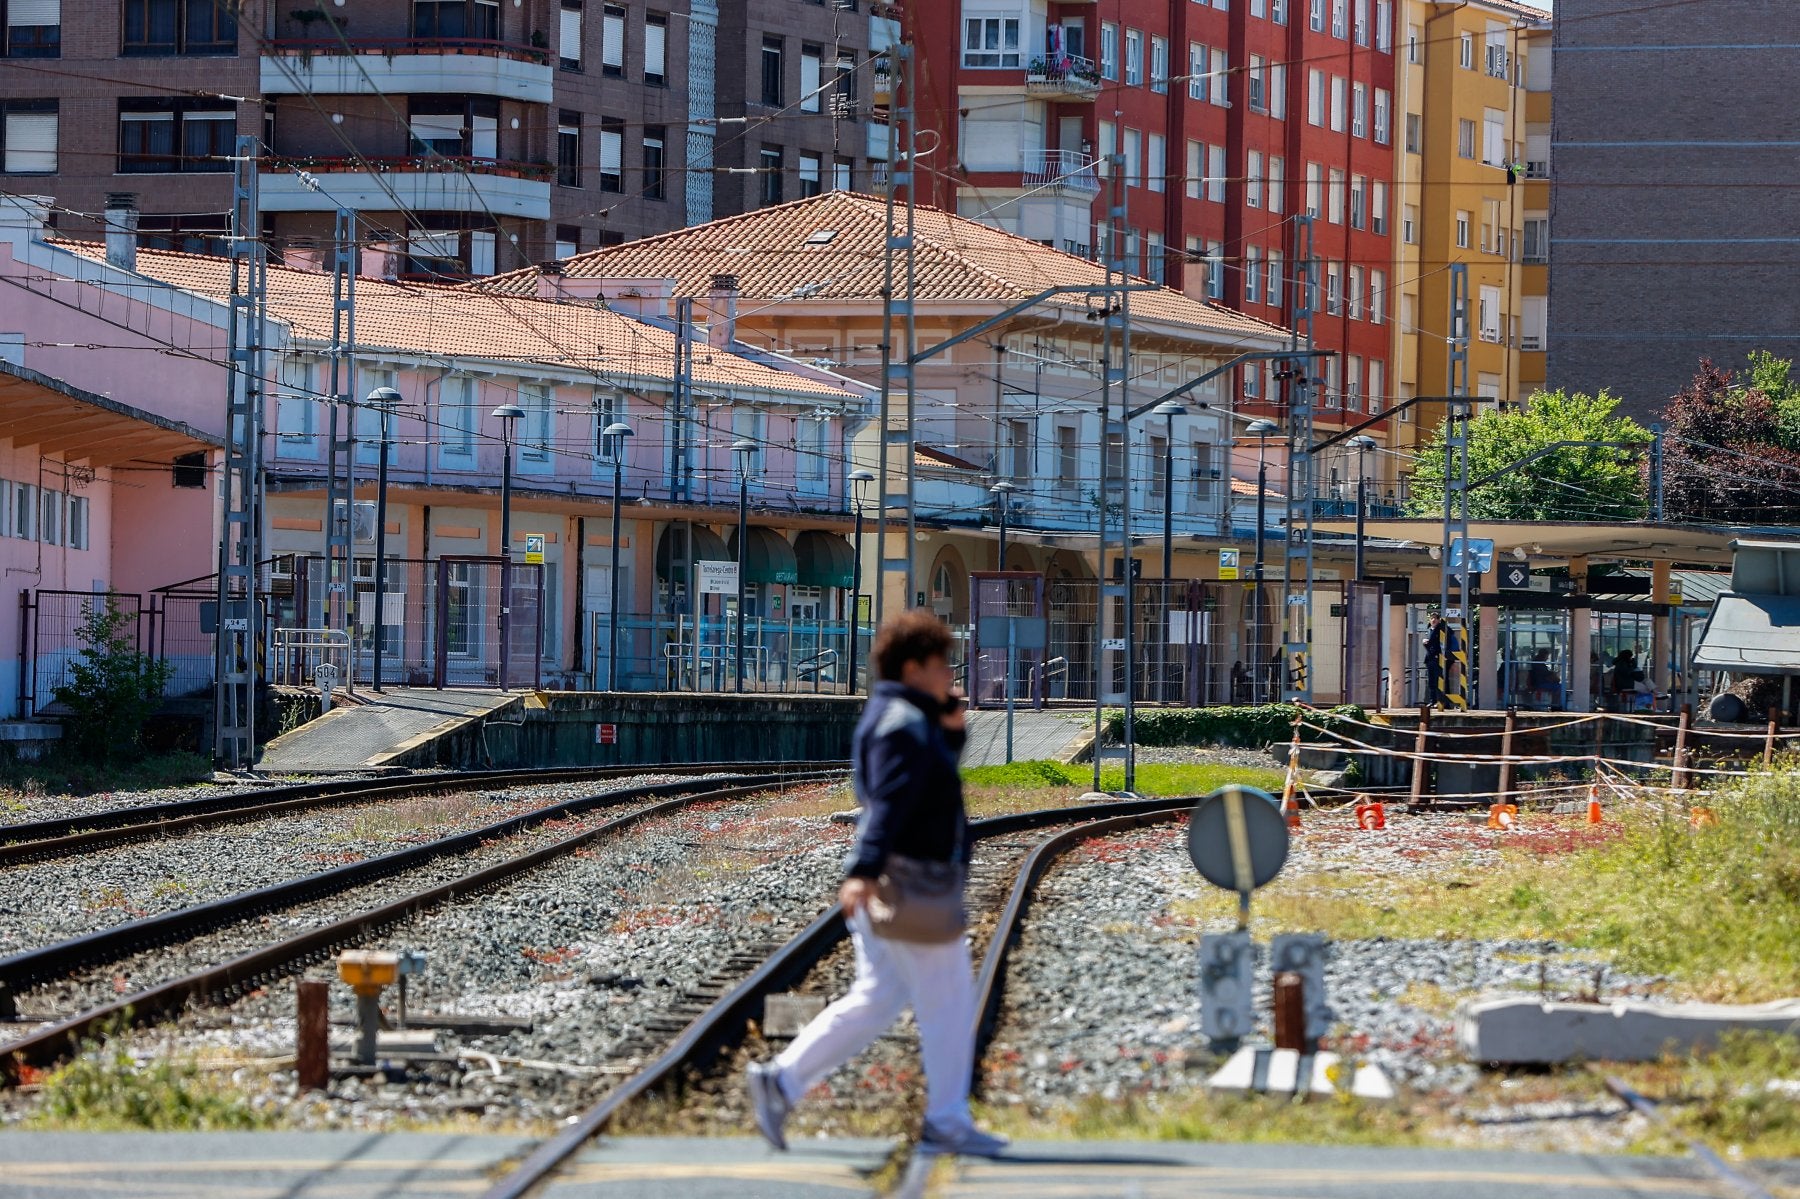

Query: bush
left=28, top=1022, right=270, bottom=1131
left=52, top=593, right=173, bottom=761
left=1103, top=704, right=1368, bottom=749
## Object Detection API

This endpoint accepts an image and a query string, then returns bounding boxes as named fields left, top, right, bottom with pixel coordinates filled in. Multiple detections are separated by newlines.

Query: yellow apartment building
left=1391, top=0, right=1550, bottom=494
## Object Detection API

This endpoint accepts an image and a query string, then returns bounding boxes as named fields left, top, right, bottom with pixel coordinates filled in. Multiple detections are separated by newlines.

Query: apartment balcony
left=1022, top=149, right=1102, bottom=196
left=261, top=38, right=554, bottom=103
left=1485, top=45, right=1510, bottom=80
left=1025, top=54, right=1101, bottom=100
left=259, top=155, right=553, bottom=219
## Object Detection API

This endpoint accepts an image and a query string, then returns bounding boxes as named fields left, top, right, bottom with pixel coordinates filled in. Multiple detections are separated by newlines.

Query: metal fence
left=598, top=612, right=869, bottom=693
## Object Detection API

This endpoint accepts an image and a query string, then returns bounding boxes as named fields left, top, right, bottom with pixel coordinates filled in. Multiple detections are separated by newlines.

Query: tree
left=51, top=594, right=173, bottom=761
left=1404, top=388, right=1651, bottom=522
left=1660, top=355, right=1800, bottom=526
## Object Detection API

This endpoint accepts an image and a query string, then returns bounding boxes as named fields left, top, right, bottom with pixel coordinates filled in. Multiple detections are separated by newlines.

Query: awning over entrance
left=729, top=525, right=799, bottom=586
left=655, top=523, right=732, bottom=581
left=794, top=530, right=855, bottom=588
left=1693, top=593, right=1800, bottom=675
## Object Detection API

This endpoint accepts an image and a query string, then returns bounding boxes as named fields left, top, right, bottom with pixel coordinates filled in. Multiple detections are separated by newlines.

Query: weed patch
left=26, top=1024, right=273, bottom=1131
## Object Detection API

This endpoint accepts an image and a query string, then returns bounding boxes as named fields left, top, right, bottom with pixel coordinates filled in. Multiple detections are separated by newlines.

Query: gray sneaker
left=747, top=1063, right=791, bottom=1151
left=918, top=1120, right=1009, bottom=1158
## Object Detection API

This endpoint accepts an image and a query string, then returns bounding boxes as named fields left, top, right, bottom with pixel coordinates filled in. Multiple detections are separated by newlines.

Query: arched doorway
left=926, top=544, right=969, bottom=625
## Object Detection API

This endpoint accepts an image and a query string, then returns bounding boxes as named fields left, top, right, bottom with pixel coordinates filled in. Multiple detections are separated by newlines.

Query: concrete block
left=1457, top=995, right=1800, bottom=1064
left=762, top=992, right=827, bottom=1039
left=1208, top=1046, right=1395, bottom=1101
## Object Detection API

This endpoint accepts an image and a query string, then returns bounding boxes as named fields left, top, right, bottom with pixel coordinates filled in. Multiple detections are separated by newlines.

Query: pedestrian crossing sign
left=1219, top=548, right=1240, bottom=580
left=524, top=534, right=545, bottom=564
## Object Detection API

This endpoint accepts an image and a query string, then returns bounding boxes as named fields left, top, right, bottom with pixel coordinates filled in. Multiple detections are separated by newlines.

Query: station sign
left=1499, top=563, right=1532, bottom=590
left=1448, top=537, right=1495, bottom=575
left=697, top=560, right=739, bottom=595
left=595, top=723, right=618, bottom=745
left=523, top=534, right=546, bottom=565
left=1219, top=548, right=1240, bottom=580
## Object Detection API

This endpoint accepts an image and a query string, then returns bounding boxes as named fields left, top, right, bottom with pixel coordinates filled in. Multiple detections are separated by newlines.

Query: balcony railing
left=1486, top=45, right=1509, bottom=79
left=263, top=153, right=554, bottom=181
left=1025, top=53, right=1101, bottom=98
left=1521, top=333, right=1545, bottom=352
left=267, top=36, right=549, bottom=62
left=1023, top=148, right=1102, bottom=195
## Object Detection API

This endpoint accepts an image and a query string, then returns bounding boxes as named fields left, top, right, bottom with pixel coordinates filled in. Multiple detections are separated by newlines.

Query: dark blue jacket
left=844, top=681, right=968, bottom=879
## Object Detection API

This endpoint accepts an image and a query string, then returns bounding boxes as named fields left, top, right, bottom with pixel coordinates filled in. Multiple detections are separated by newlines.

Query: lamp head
left=1347, top=434, right=1378, bottom=452
left=847, top=468, right=875, bottom=485
left=364, top=386, right=402, bottom=408
left=1245, top=418, right=1280, bottom=437
left=602, top=421, right=634, bottom=439
left=491, top=403, right=525, bottom=422
left=731, top=438, right=757, bottom=456
left=1151, top=400, right=1188, bottom=420
left=989, top=480, right=1016, bottom=496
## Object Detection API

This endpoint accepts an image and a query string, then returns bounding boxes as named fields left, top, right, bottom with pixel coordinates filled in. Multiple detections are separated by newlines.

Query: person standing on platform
left=1423, top=613, right=1447, bottom=707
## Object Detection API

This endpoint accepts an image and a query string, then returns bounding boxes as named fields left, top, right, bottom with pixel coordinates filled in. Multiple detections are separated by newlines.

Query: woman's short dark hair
left=873, top=609, right=953, bottom=681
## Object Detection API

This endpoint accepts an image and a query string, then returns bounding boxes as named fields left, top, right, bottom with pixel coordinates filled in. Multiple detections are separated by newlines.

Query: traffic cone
left=1689, top=806, right=1719, bottom=828
left=1355, top=798, right=1386, bottom=831
left=1281, top=729, right=1303, bottom=830
left=1487, top=802, right=1518, bottom=830
left=1586, top=783, right=1603, bottom=825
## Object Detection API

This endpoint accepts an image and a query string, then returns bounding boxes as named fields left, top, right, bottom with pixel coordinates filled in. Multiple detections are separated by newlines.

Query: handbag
left=865, top=854, right=967, bottom=943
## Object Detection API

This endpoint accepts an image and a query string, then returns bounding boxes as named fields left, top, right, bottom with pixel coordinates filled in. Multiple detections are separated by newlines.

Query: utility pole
left=323, top=207, right=356, bottom=637
left=1440, top=262, right=1473, bottom=710
left=1649, top=420, right=1664, bottom=521
left=1282, top=214, right=1318, bottom=703
left=874, top=33, right=918, bottom=626
left=1094, top=152, right=1130, bottom=791
left=213, top=134, right=268, bottom=768
left=670, top=296, right=693, bottom=502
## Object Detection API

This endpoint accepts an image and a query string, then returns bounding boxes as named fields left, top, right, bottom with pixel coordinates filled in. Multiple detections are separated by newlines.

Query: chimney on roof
left=0, top=193, right=51, bottom=244
left=361, top=242, right=400, bottom=281
left=706, top=273, right=739, bottom=350
left=536, top=260, right=567, bottom=301
left=103, top=193, right=139, bottom=272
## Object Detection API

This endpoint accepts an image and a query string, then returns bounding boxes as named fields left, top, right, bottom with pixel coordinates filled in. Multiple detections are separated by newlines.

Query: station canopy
left=1311, top=519, right=1800, bottom=568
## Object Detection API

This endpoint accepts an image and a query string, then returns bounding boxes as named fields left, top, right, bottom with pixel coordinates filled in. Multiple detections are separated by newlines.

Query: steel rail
left=482, top=792, right=1202, bottom=1199
left=0, top=766, right=838, bottom=1000
left=0, top=761, right=844, bottom=865
left=0, top=770, right=845, bottom=1081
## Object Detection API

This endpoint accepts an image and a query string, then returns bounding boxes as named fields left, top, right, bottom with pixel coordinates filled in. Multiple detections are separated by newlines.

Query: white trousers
left=773, top=909, right=976, bottom=1131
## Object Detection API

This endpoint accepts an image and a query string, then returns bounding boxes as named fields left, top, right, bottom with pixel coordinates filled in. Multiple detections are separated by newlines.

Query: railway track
left=0, top=761, right=842, bottom=865
left=0, top=766, right=845, bottom=1078
left=482, top=793, right=1198, bottom=1199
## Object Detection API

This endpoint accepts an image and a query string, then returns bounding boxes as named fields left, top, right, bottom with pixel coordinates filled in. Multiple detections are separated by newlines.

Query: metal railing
left=597, top=612, right=868, bottom=695
left=272, top=628, right=353, bottom=689
left=266, top=36, right=549, bottom=62
left=1022, top=148, right=1102, bottom=194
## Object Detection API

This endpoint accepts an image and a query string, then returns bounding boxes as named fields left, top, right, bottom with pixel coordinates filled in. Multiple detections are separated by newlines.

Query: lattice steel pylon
left=322, top=207, right=356, bottom=633
left=1092, top=154, right=1132, bottom=790
left=1439, top=262, right=1472, bottom=710
left=213, top=135, right=269, bottom=768
left=873, top=32, right=918, bottom=626
left=1282, top=214, right=1318, bottom=702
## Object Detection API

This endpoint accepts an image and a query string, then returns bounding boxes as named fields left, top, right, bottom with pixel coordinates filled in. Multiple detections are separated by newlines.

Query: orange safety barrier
left=1487, top=802, right=1519, bottom=830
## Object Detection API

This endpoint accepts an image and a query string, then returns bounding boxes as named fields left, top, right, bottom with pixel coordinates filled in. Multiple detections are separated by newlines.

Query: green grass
left=25, top=1024, right=273, bottom=1132
left=1213, top=770, right=1800, bottom=1002
left=979, top=1089, right=1428, bottom=1149
left=1619, top=1032, right=1800, bottom=1158
left=960, top=760, right=1286, bottom=818
left=0, top=750, right=212, bottom=803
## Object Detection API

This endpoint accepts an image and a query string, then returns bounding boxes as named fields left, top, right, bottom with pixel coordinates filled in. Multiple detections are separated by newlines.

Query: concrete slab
left=960, top=709, right=1091, bottom=767
left=1207, top=1046, right=1396, bottom=1100
left=257, top=687, right=516, bottom=773
left=1457, top=995, right=1800, bottom=1065
left=543, top=1136, right=897, bottom=1197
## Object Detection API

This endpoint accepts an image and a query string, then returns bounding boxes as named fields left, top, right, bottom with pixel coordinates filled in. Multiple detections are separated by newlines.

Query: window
left=1122, top=127, right=1140, bottom=187
left=1124, top=28, right=1142, bottom=85
left=1146, top=134, right=1165, bottom=193
left=1146, top=231, right=1164, bottom=283
left=1184, top=139, right=1201, bottom=199
left=1269, top=63, right=1286, bottom=119
left=1374, top=88, right=1390, bottom=144
left=600, top=4, right=623, bottom=74
left=1522, top=295, right=1547, bottom=351
left=1251, top=0, right=1264, bottom=14
left=1206, top=241, right=1224, bottom=299
left=1478, top=285, right=1501, bottom=342
left=275, top=357, right=315, bottom=457
left=1405, top=111, right=1421, bottom=154
left=1246, top=150, right=1262, bottom=208
left=759, top=144, right=782, bottom=206
left=1245, top=245, right=1262, bottom=303
left=123, top=0, right=234, bottom=55
left=1351, top=82, right=1366, bottom=137
left=798, top=151, right=821, bottom=197
left=1057, top=426, right=1078, bottom=493
left=1523, top=215, right=1548, bottom=263
left=515, top=382, right=552, bottom=466
left=1371, top=179, right=1387, bottom=234
left=964, top=15, right=1021, bottom=68
left=118, top=101, right=233, bottom=173
left=1, top=100, right=55, bottom=173
left=1353, top=0, right=1367, bottom=44
left=1147, top=434, right=1167, bottom=498
left=1455, top=210, right=1470, bottom=249
left=1400, top=292, right=1416, bottom=334
left=1248, top=53, right=1265, bottom=110
left=832, top=158, right=851, bottom=191
left=1348, top=173, right=1366, bottom=228
left=1267, top=250, right=1282, bottom=309
left=1100, top=22, right=1118, bottom=80
left=1483, top=107, right=1507, bottom=166
left=411, top=0, right=499, bottom=40
left=556, top=113, right=580, bottom=187
left=761, top=35, right=783, bottom=103
left=559, top=2, right=582, bottom=70
left=4, top=0, right=60, bottom=57
left=1309, top=0, right=1324, bottom=32
left=833, top=52, right=858, bottom=118
left=1331, top=0, right=1346, bottom=38
left=1370, top=270, right=1386, bottom=325
left=1327, top=167, right=1344, bottom=223
left=1268, top=156, right=1283, bottom=213
left=66, top=493, right=87, bottom=550
left=1188, top=42, right=1206, bottom=100
left=1458, top=117, right=1476, bottom=159
left=1346, top=355, right=1362, bottom=411
left=10, top=482, right=30, bottom=538
left=1207, top=144, right=1225, bottom=202
left=554, top=226, right=577, bottom=259
left=801, top=44, right=822, bottom=112
left=1329, top=75, right=1346, bottom=132
left=644, top=12, right=667, bottom=85
left=1191, top=441, right=1215, bottom=501
left=1403, top=204, right=1417, bottom=243
left=1325, top=261, right=1341, bottom=314
left=38, top=488, right=59, bottom=545
left=1460, top=31, right=1474, bottom=69
left=1348, top=265, right=1364, bottom=318
left=642, top=127, right=664, bottom=200
left=1367, top=361, right=1384, bottom=414
left=1376, top=1, right=1391, bottom=51
left=598, top=116, right=623, bottom=190
left=440, top=375, right=476, bottom=463
left=1304, top=161, right=1321, bottom=215
left=1307, top=68, right=1324, bottom=125
left=1150, top=36, right=1168, bottom=92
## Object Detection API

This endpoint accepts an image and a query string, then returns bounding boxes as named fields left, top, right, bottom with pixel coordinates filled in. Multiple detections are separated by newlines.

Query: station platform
left=256, top=687, right=517, bottom=773
left=2, top=1132, right=1785, bottom=1199
left=959, top=708, right=1093, bottom=766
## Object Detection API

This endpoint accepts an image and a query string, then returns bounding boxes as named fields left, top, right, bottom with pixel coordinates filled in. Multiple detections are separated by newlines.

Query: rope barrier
left=1298, top=703, right=1611, bottom=739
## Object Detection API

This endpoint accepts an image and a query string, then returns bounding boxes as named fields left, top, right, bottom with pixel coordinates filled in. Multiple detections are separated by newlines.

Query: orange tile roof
left=58, top=242, right=858, bottom=402
left=915, top=444, right=985, bottom=472
left=478, top=192, right=1291, bottom=349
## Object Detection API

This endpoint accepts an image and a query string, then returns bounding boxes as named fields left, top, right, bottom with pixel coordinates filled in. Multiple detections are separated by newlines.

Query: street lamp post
left=1346, top=434, right=1378, bottom=582
left=732, top=438, right=755, bottom=693
left=491, top=402, right=523, bottom=687
left=364, top=386, right=401, bottom=691
left=1151, top=401, right=1187, bottom=581
left=1245, top=418, right=1280, bottom=704
left=847, top=468, right=874, bottom=694
left=989, top=480, right=1015, bottom=569
left=603, top=420, right=634, bottom=691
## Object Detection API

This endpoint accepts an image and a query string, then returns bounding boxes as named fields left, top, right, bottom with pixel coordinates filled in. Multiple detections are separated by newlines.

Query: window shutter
left=599, top=130, right=621, bottom=174
left=602, top=9, right=623, bottom=68
left=560, top=5, right=582, bottom=63
left=644, top=20, right=665, bottom=75
left=4, top=112, right=57, bottom=173
left=6, top=0, right=58, bottom=26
